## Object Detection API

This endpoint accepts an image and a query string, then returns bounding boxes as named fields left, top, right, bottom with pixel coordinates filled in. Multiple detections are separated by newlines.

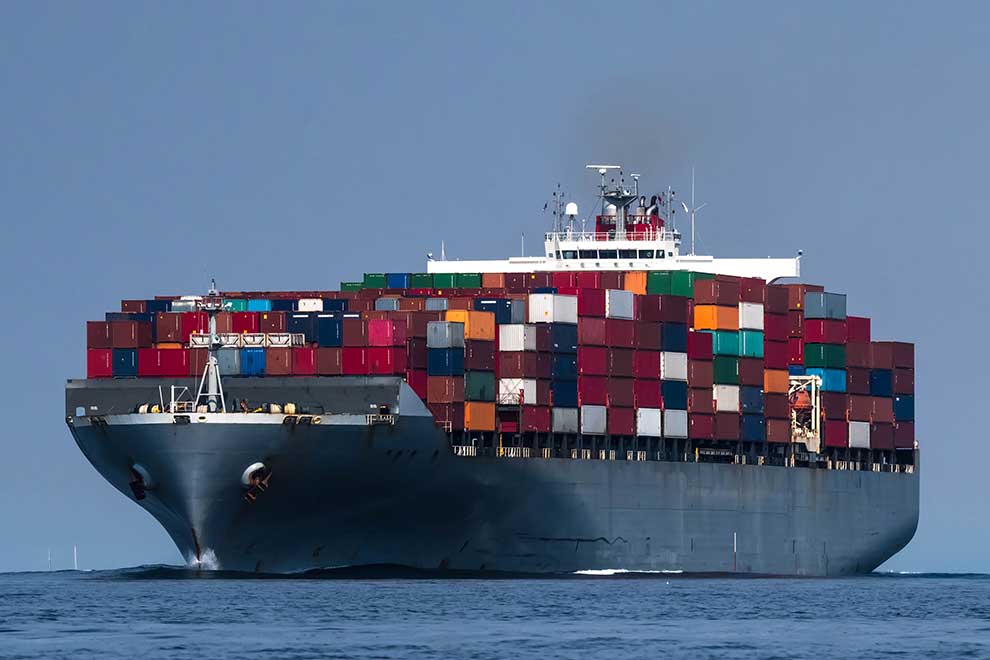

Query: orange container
left=445, top=310, right=495, bottom=340
left=156, top=342, right=184, bottom=350
left=464, top=402, right=496, bottom=431
left=764, top=369, right=790, bottom=393
left=482, top=273, right=506, bottom=289
left=623, top=271, right=647, bottom=296
left=693, top=305, right=740, bottom=331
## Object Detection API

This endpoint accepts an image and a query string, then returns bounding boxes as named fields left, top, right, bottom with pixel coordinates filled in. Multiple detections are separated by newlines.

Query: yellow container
left=764, top=369, right=790, bottom=393
left=623, top=271, right=647, bottom=296
left=693, top=305, right=740, bottom=331
left=464, top=402, right=496, bottom=431
left=445, top=310, right=495, bottom=340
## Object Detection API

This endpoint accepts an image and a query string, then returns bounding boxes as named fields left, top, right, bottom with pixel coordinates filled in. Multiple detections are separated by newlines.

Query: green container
left=646, top=271, right=672, bottom=295
left=223, top=298, right=247, bottom=312
left=432, top=273, right=457, bottom=289
left=702, top=330, right=739, bottom=357
left=454, top=272, right=482, bottom=289
left=739, top=330, right=765, bottom=359
left=340, top=281, right=363, bottom=292
left=713, top=356, right=740, bottom=385
left=464, top=371, right=496, bottom=401
left=670, top=270, right=714, bottom=297
left=410, top=273, right=434, bottom=289
left=362, top=273, right=387, bottom=289
left=804, top=343, right=846, bottom=369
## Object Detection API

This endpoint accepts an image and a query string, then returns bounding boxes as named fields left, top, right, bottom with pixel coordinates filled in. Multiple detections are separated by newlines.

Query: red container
left=578, top=317, right=606, bottom=346
left=846, top=368, right=871, bottom=395
left=531, top=325, right=553, bottom=352
left=121, top=300, right=146, bottom=313
left=637, top=295, right=662, bottom=322
left=765, top=285, right=789, bottom=314
left=348, top=299, right=374, bottom=313
left=634, top=322, right=661, bottom=350
left=821, top=392, right=848, bottom=420
left=231, top=312, right=259, bottom=335
left=870, top=342, right=894, bottom=369
left=575, top=272, right=601, bottom=290
left=893, top=368, right=914, bottom=394
left=578, top=346, right=608, bottom=375
left=764, top=393, right=789, bottom=419
left=464, top=341, right=495, bottom=371
left=600, top=272, right=623, bottom=289
left=633, top=351, right=661, bottom=379
left=823, top=420, right=848, bottom=448
left=267, top=347, right=292, bottom=375
left=368, top=347, right=406, bottom=374
left=694, top=279, right=740, bottom=306
left=714, top=413, right=740, bottom=441
left=739, top=277, right=767, bottom=304
left=687, top=331, right=713, bottom=361
left=342, top=318, right=368, bottom=347
left=767, top=418, right=791, bottom=443
left=214, top=312, right=233, bottom=334
left=634, top=380, right=662, bottom=408
left=341, top=347, right=369, bottom=374
left=138, top=348, right=189, bottom=377
left=659, top=295, right=689, bottom=323
left=688, top=388, right=715, bottom=414
left=405, top=369, right=428, bottom=400
left=427, top=376, right=464, bottom=403
left=788, top=338, right=804, bottom=365
left=688, top=360, right=714, bottom=389
left=605, top=319, right=635, bottom=347
left=872, top=397, right=894, bottom=423
left=552, top=272, right=578, bottom=289
left=407, top=338, right=427, bottom=370
left=111, top=321, right=146, bottom=348
left=607, top=407, right=635, bottom=435
left=890, top=342, right=914, bottom=369
left=787, top=311, right=804, bottom=338
left=317, top=347, right=342, bottom=375
left=689, top=413, right=714, bottom=440
left=428, top=403, right=464, bottom=430
left=577, top=288, right=606, bottom=317
left=804, top=319, right=847, bottom=344
left=368, top=319, right=408, bottom=347
left=738, top=358, right=764, bottom=386
left=846, top=316, right=871, bottom=343
left=579, top=376, right=608, bottom=405
left=499, top=353, right=550, bottom=379
left=87, top=321, right=112, bottom=349
left=86, top=349, right=113, bottom=378
left=406, top=311, right=442, bottom=338
left=784, top=283, right=825, bottom=311
left=181, top=312, right=209, bottom=342
left=155, top=312, right=182, bottom=342
left=894, top=422, right=915, bottom=449
left=846, top=342, right=870, bottom=368
left=870, top=423, right=895, bottom=450
left=292, top=347, right=318, bottom=375
left=848, top=395, right=872, bottom=422
left=763, top=314, right=788, bottom=342
left=764, top=340, right=788, bottom=370
left=189, top=348, right=208, bottom=376
left=607, top=378, right=635, bottom=407
left=609, top=349, right=635, bottom=377
left=522, top=406, right=552, bottom=432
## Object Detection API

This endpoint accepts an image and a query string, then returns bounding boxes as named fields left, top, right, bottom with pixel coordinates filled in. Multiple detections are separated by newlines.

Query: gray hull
left=66, top=377, right=919, bottom=575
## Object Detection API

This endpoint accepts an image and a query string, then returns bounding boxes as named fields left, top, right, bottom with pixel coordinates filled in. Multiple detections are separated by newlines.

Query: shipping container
left=87, top=349, right=113, bottom=378
left=624, top=272, right=647, bottom=296
left=702, top=330, right=740, bottom=357
left=608, top=378, right=636, bottom=407
left=739, top=330, right=764, bottom=359
left=763, top=313, right=788, bottom=342
left=849, top=421, right=871, bottom=448
left=634, top=380, right=662, bottom=408
left=660, top=323, right=688, bottom=352
left=368, top=346, right=405, bottom=375
left=714, top=385, right=740, bottom=413
left=738, top=303, right=764, bottom=330
left=764, top=340, right=788, bottom=370
left=788, top=338, right=804, bottom=365
left=374, top=297, right=400, bottom=312
left=893, top=368, right=914, bottom=394
left=714, top=412, right=740, bottom=441
left=551, top=354, right=578, bottom=380
left=872, top=397, right=894, bottom=423
left=633, top=351, right=661, bottom=379
left=894, top=422, right=914, bottom=449
left=464, top=401, right=495, bottom=431
left=314, top=315, right=343, bottom=347
left=823, top=420, right=848, bottom=448
left=87, top=321, right=112, bottom=349
left=578, top=317, right=606, bottom=346
left=217, top=348, right=241, bottom=376
left=528, top=294, right=578, bottom=324
left=552, top=407, right=579, bottom=433
left=664, top=409, right=688, bottom=438
left=341, top=347, right=369, bottom=375
left=870, top=423, right=895, bottom=450
left=551, top=323, right=578, bottom=353
left=605, top=289, right=635, bottom=319
left=804, top=292, right=847, bottom=320
left=765, top=285, right=789, bottom=314
left=694, top=305, right=739, bottom=331
left=741, top=414, right=765, bottom=441
left=578, top=376, right=608, bottom=406
left=239, top=347, right=266, bottom=376
left=713, top=356, right=739, bottom=385
left=805, top=343, right=846, bottom=369
left=445, top=310, right=495, bottom=340
left=765, top=393, right=789, bottom=419
left=805, top=367, right=846, bottom=392
left=661, top=380, right=688, bottom=410
left=605, top=319, right=636, bottom=347
left=869, top=369, right=893, bottom=397
left=737, top=358, right=764, bottom=387
left=464, top=341, right=495, bottom=371
left=660, top=352, right=688, bottom=381
left=428, top=402, right=464, bottom=429
left=581, top=405, right=607, bottom=434
left=427, top=348, right=464, bottom=376
left=316, top=347, right=342, bottom=375
left=367, top=319, right=407, bottom=347
left=578, top=288, right=606, bottom=317
left=427, top=321, right=465, bottom=348
left=463, top=371, right=496, bottom=401
left=688, top=388, right=715, bottom=414
left=607, top=407, right=635, bottom=435
left=635, top=408, right=663, bottom=436
left=784, top=284, right=824, bottom=311
left=767, top=418, right=791, bottom=443
left=689, top=413, right=714, bottom=439
left=607, top=348, right=635, bottom=377
left=687, top=331, right=713, bottom=361
left=764, top=369, right=789, bottom=394
left=846, top=342, right=870, bottom=368
left=694, top=279, right=740, bottom=306
left=805, top=319, right=847, bottom=344
left=687, top=360, right=714, bottom=389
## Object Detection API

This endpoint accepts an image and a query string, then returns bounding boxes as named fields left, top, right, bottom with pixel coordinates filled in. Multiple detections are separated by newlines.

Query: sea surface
left=0, top=569, right=988, bottom=659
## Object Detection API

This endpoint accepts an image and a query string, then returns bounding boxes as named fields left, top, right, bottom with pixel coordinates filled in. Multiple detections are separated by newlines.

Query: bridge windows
left=599, top=249, right=617, bottom=259
left=562, top=250, right=578, bottom=259
left=619, top=250, right=637, bottom=259
left=579, top=249, right=597, bottom=259
left=639, top=249, right=656, bottom=258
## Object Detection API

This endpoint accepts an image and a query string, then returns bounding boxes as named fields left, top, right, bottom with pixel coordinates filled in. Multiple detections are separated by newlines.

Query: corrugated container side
left=663, top=409, right=688, bottom=438
left=607, top=407, right=635, bottom=435
left=688, top=388, right=715, bottom=414
left=578, top=317, right=606, bottom=346
left=894, top=422, right=915, bottom=449
left=607, top=378, right=635, bottom=407
left=660, top=352, right=688, bottom=381
left=552, top=407, right=579, bottom=433
left=741, top=414, right=765, bottom=441
left=87, top=321, right=112, bottom=349
left=738, top=303, right=765, bottom=330
left=316, top=347, right=342, bottom=375
left=427, top=321, right=465, bottom=349
left=765, top=285, right=789, bottom=314
left=605, top=289, right=635, bottom=319
left=634, top=380, right=662, bottom=408
left=581, top=405, right=607, bottom=434
left=636, top=408, right=663, bottom=436
left=660, top=380, right=688, bottom=410
left=688, top=413, right=713, bottom=439
left=87, top=349, right=113, bottom=378
left=767, top=418, right=791, bottom=443
left=713, top=412, right=740, bottom=441
left=714, top=384, right=740, bottom=412
left=870, top=422, right=894, bottom=449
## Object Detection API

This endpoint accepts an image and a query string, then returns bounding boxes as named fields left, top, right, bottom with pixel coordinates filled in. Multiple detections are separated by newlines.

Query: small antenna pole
left=521, top=233, right=525, bottom=257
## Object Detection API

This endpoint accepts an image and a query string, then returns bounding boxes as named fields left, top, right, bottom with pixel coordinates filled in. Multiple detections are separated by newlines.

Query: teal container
left=247, top=299, right=271, bottom=312
left=739, top=330, right=764, bottom=359
left=432, top=273, right=457, bottom=289
left=464, top=371, right=496, bottom=401
left=223, top=299, right=247, bottom=312
left=340, top=281, right=363, bottom=292
left=454, top=273, right=482, bottom=289
left=410, top=273, right=434, bottom=289
left=702, top=330, right=740, bottom=357
left=362, top=273, right=387, bottom=289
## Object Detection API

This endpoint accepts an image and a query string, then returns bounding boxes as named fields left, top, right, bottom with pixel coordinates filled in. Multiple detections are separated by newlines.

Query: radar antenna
left=194, top=279, right=227, bottom=413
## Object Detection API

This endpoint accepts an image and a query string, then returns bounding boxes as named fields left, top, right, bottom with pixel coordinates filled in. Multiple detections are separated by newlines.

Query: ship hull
left=66, top=377, right=919, bottom=576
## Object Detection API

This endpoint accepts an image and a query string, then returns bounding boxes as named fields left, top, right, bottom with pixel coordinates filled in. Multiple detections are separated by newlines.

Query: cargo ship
left=66, top=167, right=919, bottom=575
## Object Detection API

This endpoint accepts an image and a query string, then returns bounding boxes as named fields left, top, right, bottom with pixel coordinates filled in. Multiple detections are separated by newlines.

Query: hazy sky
left=1, top=2, right=986, bottom=572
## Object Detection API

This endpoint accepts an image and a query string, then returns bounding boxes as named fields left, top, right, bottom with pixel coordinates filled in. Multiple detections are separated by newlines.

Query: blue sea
left=0, top=569, right=988, bottom=659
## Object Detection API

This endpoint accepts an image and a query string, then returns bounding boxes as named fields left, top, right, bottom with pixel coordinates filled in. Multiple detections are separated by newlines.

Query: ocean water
left=0, top=569, right=988, bottom=659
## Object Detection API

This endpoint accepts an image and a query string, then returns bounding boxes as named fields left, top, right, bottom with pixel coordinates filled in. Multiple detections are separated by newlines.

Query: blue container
left=314, top=314, right=343, bottom=347
left=893, top=395, right=914, bottom=421
left=322, top=298, right=348, bottom=312
left=286, top=313, right=317, bottom=343
left=741, top=414, right=766, bottom=442
left=788, top=365, right=806, bottom=376
left=106, top=312, right=153, bottom=323
left=661, top=380, right=688, bottom=410
left=551, top=354, right=578, bottom=380
left=661, top=323, right=688, bottom=352
left=145, top=299, right=170, bottom=313
left=806, top=367, right=847, bottom=392
left=112, top=348, right=137, bottom=377
left=532, top=287, right=557, bottom=294
left=240, top=347, right=266, bottom=376
left=427, top=348, right=464, bottom=376
left=386, top=273, right=411, bottom=289
left=550, top=323, right=578, bottom=354
left=247, top=299, right=271, bottom=312
left=271, top=299, right=296, bottom=312
left=740, top=386, right=765, bottom=414
left=217, top=348, right=241, bottom=376
left=551, top=379, right=579, bottom=407
left=869, top=369, right=893, bottom=397
left=804, top=292, right=847, bottom=320
left=474, top=298, right=515, bottom=325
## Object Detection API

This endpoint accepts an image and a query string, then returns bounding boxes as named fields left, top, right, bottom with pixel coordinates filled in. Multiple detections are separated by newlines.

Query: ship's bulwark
left=66, top=378, right=918, bottom=576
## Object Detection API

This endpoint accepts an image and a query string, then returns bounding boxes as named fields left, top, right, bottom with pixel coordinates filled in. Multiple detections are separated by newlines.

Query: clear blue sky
left=0, top=2, right=985, bottom=572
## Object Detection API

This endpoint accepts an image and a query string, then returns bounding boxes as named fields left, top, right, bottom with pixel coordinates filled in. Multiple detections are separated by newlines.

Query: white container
left=849, top=421, right=871, bottom=449
left=528, top=294, right=578, bottom=324
left=661, top=352, right=688, bottom=381
left=425, top=297, right=449, bottom=311
left=738, top=302, right=765, bottom=330
left=663, top=410, right=688, bottom=438
left=605, top=289, right=635, bottom=320
left=297, top=298, right=324, bottom=312
left=427, top=321, right=465, bottom=348
left=170, top=298, right=200, bottom=312
left=498, top=378, right=537, bottom=405
left=636, top=408, right=663, bottom=437
left=714, top=384, right=740, bottom=412
left=499, top=324, right=526, bottom=352
left=552, top=407, right=579, bottom=433
left=581, top=405, right=607, bottom=435
left=374, top=297, right=400, bottom=312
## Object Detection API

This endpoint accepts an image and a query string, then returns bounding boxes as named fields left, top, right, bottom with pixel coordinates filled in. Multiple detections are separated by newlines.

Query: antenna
left=441, top=240, right=446, bottom=261
left=680, top=168, right=707, bottom=256
left=586, top=164, right=621, bottom=215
